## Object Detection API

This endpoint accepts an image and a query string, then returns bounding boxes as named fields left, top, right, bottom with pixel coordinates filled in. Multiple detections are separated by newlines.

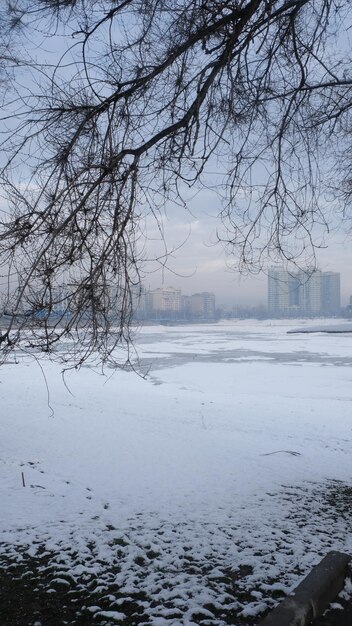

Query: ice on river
left=1, top=319, right=351, bottom=624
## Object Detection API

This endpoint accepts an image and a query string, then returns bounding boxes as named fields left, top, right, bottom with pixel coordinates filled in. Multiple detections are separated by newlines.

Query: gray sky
left=2, top=6, right=351, bottom=309
left=144, top=231, right=352, bottom=308
left=140, top=188, right=352, bottom=307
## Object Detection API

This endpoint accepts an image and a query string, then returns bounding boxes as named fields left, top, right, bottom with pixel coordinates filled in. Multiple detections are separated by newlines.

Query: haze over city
left=142, top=196, right=352, bottom=307
left=1, top=6, right=351, bottom=312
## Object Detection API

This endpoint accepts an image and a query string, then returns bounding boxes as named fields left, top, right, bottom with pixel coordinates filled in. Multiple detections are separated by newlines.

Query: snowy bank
left=0, top=320, right=351, bottom=625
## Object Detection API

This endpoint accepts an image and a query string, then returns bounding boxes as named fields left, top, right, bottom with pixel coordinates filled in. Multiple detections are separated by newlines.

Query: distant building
left=268, top=267, right=341, bottom=317
left=268, top=267, right=298, bottom=315
left=321, top=272, right=341, bottom=315
left=347, top=296, right=352, bottom=317
left=136, top=287, right=216, bottom=321
left=146, top=286, right=182, bottom=319
left=190, top=292, right=216, bottom=320
left=298, top=269, right=321, bottom=315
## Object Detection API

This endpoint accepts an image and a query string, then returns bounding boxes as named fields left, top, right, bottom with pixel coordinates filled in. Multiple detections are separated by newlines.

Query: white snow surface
left=1, top=319, right=352, bottom=625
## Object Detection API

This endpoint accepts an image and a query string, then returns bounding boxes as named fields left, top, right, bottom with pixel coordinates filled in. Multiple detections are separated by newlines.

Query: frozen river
left=0, top=319, right=351, bottom=625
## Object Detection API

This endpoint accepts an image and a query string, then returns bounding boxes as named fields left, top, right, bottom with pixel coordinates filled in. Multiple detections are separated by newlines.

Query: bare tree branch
left=0, top=0, right=351, bottom=366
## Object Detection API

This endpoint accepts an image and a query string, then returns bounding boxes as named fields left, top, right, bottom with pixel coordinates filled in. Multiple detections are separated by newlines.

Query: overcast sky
left=2, top=6, right=351, bottom=310
left=144, top=225, right=352, bottom=308
left=140, top=185, right=352, bottom=307
left=2, top=178, right=350, bottom=309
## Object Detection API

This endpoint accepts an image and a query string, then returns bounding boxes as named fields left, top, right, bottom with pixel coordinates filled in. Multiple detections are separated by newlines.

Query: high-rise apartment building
left=268, top=267, right=341, bottom=316
left=146, top=286, right=182, bottom=317
left=298, top=269, right=321, bottom=315
left=268, top=267, right=300, bottom=314
left=189, top=292, right=216, bottom=319
left=321, top=272, right=341, bottom=315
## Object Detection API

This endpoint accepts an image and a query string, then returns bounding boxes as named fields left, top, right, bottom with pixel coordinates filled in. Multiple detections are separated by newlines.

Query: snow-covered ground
left=1, top=319, right=352, bottom=625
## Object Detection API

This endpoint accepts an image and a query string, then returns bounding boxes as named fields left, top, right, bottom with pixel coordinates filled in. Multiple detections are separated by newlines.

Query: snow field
left=0, top=319, right=352, bottom=624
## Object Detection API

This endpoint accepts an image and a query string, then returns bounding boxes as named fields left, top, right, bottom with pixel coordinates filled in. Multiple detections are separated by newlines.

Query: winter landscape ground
left=1, top=319, right=352, bottom=625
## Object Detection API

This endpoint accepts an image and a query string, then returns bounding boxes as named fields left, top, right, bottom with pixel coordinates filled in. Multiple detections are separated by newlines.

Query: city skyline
left=141, top=260, right=350, bottom=310
left=136, top=265, right=349, bottom=320
left=135, top=286, right=216, bottom=321
left=141, top=198, right=352, bottom=308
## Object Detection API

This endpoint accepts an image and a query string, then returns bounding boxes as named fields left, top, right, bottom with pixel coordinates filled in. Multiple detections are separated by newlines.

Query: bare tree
left=0, top=0, right=351, bottom=366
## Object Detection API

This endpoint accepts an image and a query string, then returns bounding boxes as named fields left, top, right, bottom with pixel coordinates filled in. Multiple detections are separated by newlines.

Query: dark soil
left=0, top=547, right=258, bottom=626
left=1, top=480, right=351, bottom=626
left=314, top=600, right=352, bottom=626
left=0, top=549, right=147, bottom=626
